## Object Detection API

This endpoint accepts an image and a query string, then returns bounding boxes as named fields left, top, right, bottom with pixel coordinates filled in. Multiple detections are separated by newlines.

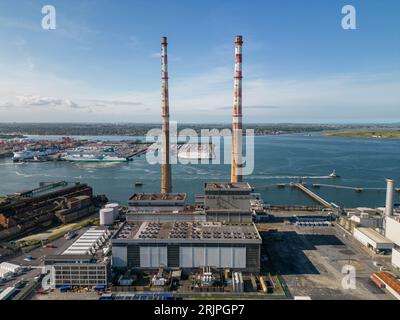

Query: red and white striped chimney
left=231, top=35, right=243, bottom=183
left=161, top=36, right=172, bottom=193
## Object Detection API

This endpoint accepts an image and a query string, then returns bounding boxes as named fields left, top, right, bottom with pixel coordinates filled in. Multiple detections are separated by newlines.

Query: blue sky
left=0, top=0, right=399, bottom=123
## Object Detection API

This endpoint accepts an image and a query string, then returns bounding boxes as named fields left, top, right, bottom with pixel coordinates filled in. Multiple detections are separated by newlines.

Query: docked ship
left=13, top=149, right=54, bottom=162
left=62, top=154, right=127, bottom=162
left=178, top=143, right=215, bottom=160
left=62, top=147, right=127, bottom=162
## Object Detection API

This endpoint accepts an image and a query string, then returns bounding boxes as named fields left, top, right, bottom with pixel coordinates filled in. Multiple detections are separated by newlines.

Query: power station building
left=112, top=221, right=261, bottom=272
left=126, top=183, right=254, bottom=223
left=128, top=193, right=187, bottom=212
left=126, top=193, right=206, bottom=222
left=203, top=182, right=254, bottom=223
left=112, top=35, right=262, bottom=274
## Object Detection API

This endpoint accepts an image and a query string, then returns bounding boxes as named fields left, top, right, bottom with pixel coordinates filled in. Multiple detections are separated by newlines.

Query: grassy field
left=325, top=130, right=400, bottom=139
left=16, top=214, right=99, bottom=248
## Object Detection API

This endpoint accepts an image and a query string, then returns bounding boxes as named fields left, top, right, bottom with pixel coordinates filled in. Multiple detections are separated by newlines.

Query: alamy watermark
left=40, top=4, right=357, bottom=32
left=41, top=265, right=56, bottom=290
left=145, top=121, right=255, bottom=176
left=342, top=5, right=357, bottom=30
left=341, top=264, right=357, bottom=290
left=41, top=5, right=56, bottom=30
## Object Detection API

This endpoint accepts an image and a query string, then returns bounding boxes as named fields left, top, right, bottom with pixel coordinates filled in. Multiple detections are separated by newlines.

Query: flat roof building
left=203, top=182, right=254, bottom=222
left=62, top=227, right=110, bottom=255
left=126, top=192, right=206, bottom=222
left=392, top=247, right=400, bottom=270
left=353, top=227, right=394, bottom=252
left=128, top=193, right=187, bottom=212
left=204, top=182, right=252, bottom=195
left=127, top=208, right=206, bottom=223
left=385, top=216, right=400, bottom=246
left=112, top=221, right=261, bottom=273
left=44, top=227, right=112, bottom=287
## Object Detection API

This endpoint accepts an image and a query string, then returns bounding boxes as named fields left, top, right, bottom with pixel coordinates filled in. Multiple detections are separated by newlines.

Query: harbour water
left=1, top=134, right=399, bottom=208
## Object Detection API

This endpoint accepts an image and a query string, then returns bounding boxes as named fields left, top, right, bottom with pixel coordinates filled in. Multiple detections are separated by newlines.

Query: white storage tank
left=105, top=203, right=119, bottom=219
left=100, top=208, right=114, bottom=226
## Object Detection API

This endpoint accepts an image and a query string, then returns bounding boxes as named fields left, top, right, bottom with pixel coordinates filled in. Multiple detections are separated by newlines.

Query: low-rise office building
left=44, top=254, right=110, bottom=287
left=44, top=227, right=112, bottom=287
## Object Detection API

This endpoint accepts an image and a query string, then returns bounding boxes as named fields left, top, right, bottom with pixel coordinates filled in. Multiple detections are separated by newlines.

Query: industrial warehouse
left=0, top=181, right=107, bottom=241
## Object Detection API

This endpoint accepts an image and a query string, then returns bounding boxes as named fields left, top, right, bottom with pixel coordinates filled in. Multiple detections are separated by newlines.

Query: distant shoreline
left=1, top=123, right=400, bottom=138
left=324, top=130, right=400, bottom=139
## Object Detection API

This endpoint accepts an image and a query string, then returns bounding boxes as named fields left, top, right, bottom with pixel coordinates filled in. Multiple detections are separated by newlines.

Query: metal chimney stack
left=231, top=35, right=243, bottom=183
left=161, top=36, right=172, bottom=194
left=385, top=178, right=395, bottom=217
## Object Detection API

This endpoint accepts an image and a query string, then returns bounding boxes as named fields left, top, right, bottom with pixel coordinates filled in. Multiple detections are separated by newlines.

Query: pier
left=256, top=182, right=400, bottom=193
left=17, top=181, right=68, bottom=197
left=293, top=183, right=333, bottom=208
left=126, top=146, right=149, bottom=160
left=311, top=184, right=400, bottom=192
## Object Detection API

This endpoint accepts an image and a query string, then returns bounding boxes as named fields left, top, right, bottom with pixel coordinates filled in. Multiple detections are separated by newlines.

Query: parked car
left=64, top=231, right=77, bottom=240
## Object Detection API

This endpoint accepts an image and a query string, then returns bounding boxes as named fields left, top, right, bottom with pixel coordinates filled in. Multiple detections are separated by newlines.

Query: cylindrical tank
left=100, top=208, right=114, bottom=225
left=105, top=203, right=119, bottom=219
left=385, top=179, right=395, bottom=217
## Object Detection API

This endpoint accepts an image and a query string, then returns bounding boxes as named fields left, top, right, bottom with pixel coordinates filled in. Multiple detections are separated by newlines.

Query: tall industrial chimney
left=231, top=35, right=243, bottom=183
left=161, top=36, right=172, bottom=194
left=385, top=178, right=395, bottom=217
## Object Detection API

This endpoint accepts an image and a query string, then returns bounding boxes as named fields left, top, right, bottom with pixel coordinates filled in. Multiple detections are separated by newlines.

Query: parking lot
left=258, top=211, right=395, bottom=300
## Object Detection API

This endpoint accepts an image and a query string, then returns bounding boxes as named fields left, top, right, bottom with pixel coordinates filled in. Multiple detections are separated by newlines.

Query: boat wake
left=247, top=175, right=332, bottom=180
left=15, top=171, right=37, bottom=178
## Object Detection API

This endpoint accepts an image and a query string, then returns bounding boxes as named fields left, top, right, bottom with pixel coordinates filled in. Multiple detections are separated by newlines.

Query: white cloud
left=150, top=52, right=181, bottom=62
left=150, top=52, right=161, bottom=59
left=0, top=53, right=399, bottom=123
left=0, top=94, right=145, bottom=112
left=0, top=95, right=81, bottom=110
left=10, top=37, right=27, bottom=47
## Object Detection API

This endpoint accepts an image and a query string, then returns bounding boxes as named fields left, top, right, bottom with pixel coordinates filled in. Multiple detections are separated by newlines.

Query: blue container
left=60, top=285, right=72, bottom=292
left=95, top=285, right=106, bottom=291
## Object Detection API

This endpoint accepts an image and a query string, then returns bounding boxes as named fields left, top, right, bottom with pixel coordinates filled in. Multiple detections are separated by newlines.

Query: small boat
left=329, top=170, right=340, bottom=178
left=135, top=182, right=143, bottom=186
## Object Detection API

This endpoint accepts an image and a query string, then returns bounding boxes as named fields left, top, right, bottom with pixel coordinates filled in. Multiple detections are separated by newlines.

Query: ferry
left=62, top=146, right=127, bottom=162
left=62, top=153, right=127, bottom=162
left=13, top=149, right=54, bottom=162
left=178, top=143, right=215, bottom=160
